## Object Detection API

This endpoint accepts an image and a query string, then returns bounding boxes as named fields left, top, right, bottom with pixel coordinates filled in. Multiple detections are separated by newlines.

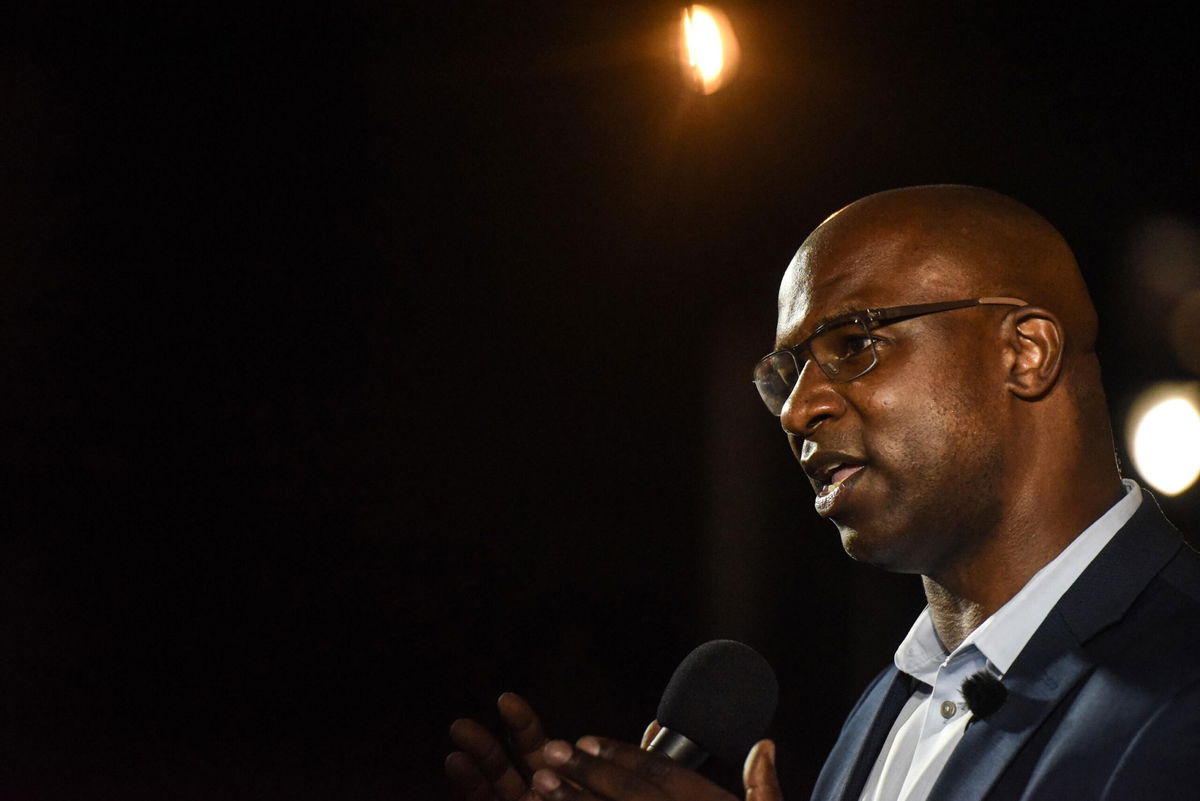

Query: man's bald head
left=784, top=185, right=1098, bottom=361
left=778, top=186, right=1107, bottom=423
left=770, top=185, right=1123, bottom=588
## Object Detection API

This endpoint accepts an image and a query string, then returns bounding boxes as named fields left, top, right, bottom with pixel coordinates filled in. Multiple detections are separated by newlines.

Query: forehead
left=774, top=233, right=970, bottom=347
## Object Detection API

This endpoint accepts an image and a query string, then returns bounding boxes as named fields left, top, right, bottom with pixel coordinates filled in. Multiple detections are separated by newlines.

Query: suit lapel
left=811, top=667, right=912, bottom=801
left=927, top=614, right=1092, bottom=801
left=926, top=494, right=1183, bottom=801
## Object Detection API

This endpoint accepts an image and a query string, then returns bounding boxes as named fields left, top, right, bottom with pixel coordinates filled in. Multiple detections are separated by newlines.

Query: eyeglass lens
left=753, top=319, right=877, bottom=415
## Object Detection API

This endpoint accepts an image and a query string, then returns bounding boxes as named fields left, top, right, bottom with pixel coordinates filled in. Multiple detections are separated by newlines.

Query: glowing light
left=1168, top=289, right=1200, bottom=376
left=685, top=8, right=723, bottom=81
left=1128, top=384, right=1200, bottom=496
left=681, top=5, right=739, bottom=95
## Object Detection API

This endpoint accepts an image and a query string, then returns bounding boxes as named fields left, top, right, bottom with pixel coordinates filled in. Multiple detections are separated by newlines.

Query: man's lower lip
left=814, top=468, right=865, bottom=516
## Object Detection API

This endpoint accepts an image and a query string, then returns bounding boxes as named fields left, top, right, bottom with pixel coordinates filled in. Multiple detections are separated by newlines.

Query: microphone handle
left=647, top=727, right=708, bottom=769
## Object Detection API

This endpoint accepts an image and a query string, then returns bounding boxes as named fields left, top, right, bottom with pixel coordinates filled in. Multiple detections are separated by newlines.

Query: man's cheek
left=864, top=386, right=897, bottom=414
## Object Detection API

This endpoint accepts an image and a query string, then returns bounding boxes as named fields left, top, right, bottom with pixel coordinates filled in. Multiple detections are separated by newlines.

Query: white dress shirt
left=858, top=480, right=1143, bottom=801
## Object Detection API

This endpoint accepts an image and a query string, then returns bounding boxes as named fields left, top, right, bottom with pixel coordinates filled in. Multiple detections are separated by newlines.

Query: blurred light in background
left=1168, top=289, right=1200, bottom=376
left=1127, top=383, right=1200, bottom=496
left=1124, top=215, right=1200, bottom=297
left=681, top=5, right=740, bottom=94
left=1119, top=215, right=1200, bottom=375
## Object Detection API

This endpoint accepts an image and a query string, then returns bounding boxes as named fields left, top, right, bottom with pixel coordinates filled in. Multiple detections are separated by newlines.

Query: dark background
left=5, top=1, right=1200, bottom=798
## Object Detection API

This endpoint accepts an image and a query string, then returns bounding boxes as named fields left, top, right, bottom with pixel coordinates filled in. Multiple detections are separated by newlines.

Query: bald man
left=449, top=187, right=1200, bottom=801
left=761, top=186, right=1200, bottom=801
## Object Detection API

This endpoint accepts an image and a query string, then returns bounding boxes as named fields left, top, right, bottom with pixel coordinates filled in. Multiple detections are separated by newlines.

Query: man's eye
left=837, top=334, right=875, bottom=357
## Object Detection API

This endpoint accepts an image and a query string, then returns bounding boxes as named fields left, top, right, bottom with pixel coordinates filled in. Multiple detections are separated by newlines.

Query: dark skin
left=446, top=693, right=552, bottom=801
left=447, top=694, right=684, bottom=801
left=449, top=186, right=1125, bottom=800
left=530, top=736, right=779, bottom=801
left=776, top=185, right=1123, bottom=648
left=446, top=694, right=779, bottom=801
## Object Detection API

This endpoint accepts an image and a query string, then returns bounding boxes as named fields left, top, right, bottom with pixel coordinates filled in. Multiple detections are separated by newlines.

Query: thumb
left=743, top=739, right=781, bottom=801
left=640, top=719, right=662, bottom=749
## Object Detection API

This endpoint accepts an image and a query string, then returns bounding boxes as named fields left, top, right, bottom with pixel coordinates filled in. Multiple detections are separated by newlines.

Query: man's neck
left=922, top=578, right=989, bottom=652
left=921, top=475, right=1127, bottom=652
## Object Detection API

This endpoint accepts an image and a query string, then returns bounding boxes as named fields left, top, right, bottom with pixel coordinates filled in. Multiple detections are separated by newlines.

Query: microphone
left=647, top=639, right=779, bottom=769
left=961, top=670, right=1007, bottom=724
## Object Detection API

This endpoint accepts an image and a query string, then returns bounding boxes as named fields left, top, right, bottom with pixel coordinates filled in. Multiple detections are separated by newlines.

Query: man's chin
left=836, top=522, right=922, bottom=573
left=836, top=522, right=875, bottom=561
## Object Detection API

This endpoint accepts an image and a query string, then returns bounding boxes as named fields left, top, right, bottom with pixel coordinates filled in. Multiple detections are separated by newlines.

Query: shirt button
left=940, top=700, right=958, bottom=719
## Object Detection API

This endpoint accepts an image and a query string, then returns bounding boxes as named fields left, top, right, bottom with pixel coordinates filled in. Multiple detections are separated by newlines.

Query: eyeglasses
left=752, top=296, right=1028, bottom=416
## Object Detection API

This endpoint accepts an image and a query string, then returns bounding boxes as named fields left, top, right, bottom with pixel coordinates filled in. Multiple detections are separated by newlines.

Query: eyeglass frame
left=753, top=296, right=1029, bottom=416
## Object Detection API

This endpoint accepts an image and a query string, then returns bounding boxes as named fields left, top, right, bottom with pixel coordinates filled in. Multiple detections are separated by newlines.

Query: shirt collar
left=895, top=480, right=1142, bottom=681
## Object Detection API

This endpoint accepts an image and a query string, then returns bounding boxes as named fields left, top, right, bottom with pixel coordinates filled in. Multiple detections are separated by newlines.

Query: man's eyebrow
left=779, top=304, right=864, bottom=350
left=811, top=305, right=865, bottom=332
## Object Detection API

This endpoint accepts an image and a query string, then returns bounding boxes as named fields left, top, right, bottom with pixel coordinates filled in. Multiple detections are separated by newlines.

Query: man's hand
left=446, top=692, right=551, bottom=801
left=528, top=736, right=781, bottom=801
left=639, top=721, right=661, bottom=750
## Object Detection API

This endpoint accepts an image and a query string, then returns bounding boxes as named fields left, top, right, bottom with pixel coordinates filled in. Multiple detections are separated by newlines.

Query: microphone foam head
left=961, top=671, right=1007, bottom=719
left=655, top=639, right=779, bottom=766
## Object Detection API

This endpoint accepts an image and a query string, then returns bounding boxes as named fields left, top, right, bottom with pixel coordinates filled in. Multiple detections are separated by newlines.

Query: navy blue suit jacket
left=811, top=494, right=1200, bottom=801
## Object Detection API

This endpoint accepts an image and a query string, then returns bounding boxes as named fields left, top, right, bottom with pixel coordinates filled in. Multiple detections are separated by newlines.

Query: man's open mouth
left=818, top=464, right=866, bottom=495
left=816, top=462, right=864, bottom=494
left=814, top=464, right=866, bottom=516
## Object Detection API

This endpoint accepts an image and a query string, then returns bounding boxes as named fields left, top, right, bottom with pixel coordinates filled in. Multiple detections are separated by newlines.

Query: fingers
left=447, top=693, right=550, bottom=801
left=639, top=720, right=661, bottom=750
left=446, top=751, right=500, bottom=801
left=742, top=740, right=781, bottom=801
left=530, top=739, right=663, bottom=801
left=532, top=767, right=604, bottom=801
left=499, top=692, right=551, bottom=772
left=531, top=737, right=733, bottom=801
left=450, top=717, right=529, bottom=801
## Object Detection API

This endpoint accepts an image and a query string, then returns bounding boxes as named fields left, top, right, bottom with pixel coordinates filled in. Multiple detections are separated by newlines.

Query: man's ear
left=1003, top=307, right=1064, bottom=400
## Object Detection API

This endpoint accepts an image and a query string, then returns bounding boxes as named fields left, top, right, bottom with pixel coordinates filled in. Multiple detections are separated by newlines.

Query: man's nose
left=779, top=360, right=847, bottom=437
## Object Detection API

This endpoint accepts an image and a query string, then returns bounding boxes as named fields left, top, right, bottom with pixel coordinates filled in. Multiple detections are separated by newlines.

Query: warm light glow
left=685, top=8, right=723, bottom=81
left=1128, top=384, right=1200, bottom=496
left=680, top=5, right=739, bottom=94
